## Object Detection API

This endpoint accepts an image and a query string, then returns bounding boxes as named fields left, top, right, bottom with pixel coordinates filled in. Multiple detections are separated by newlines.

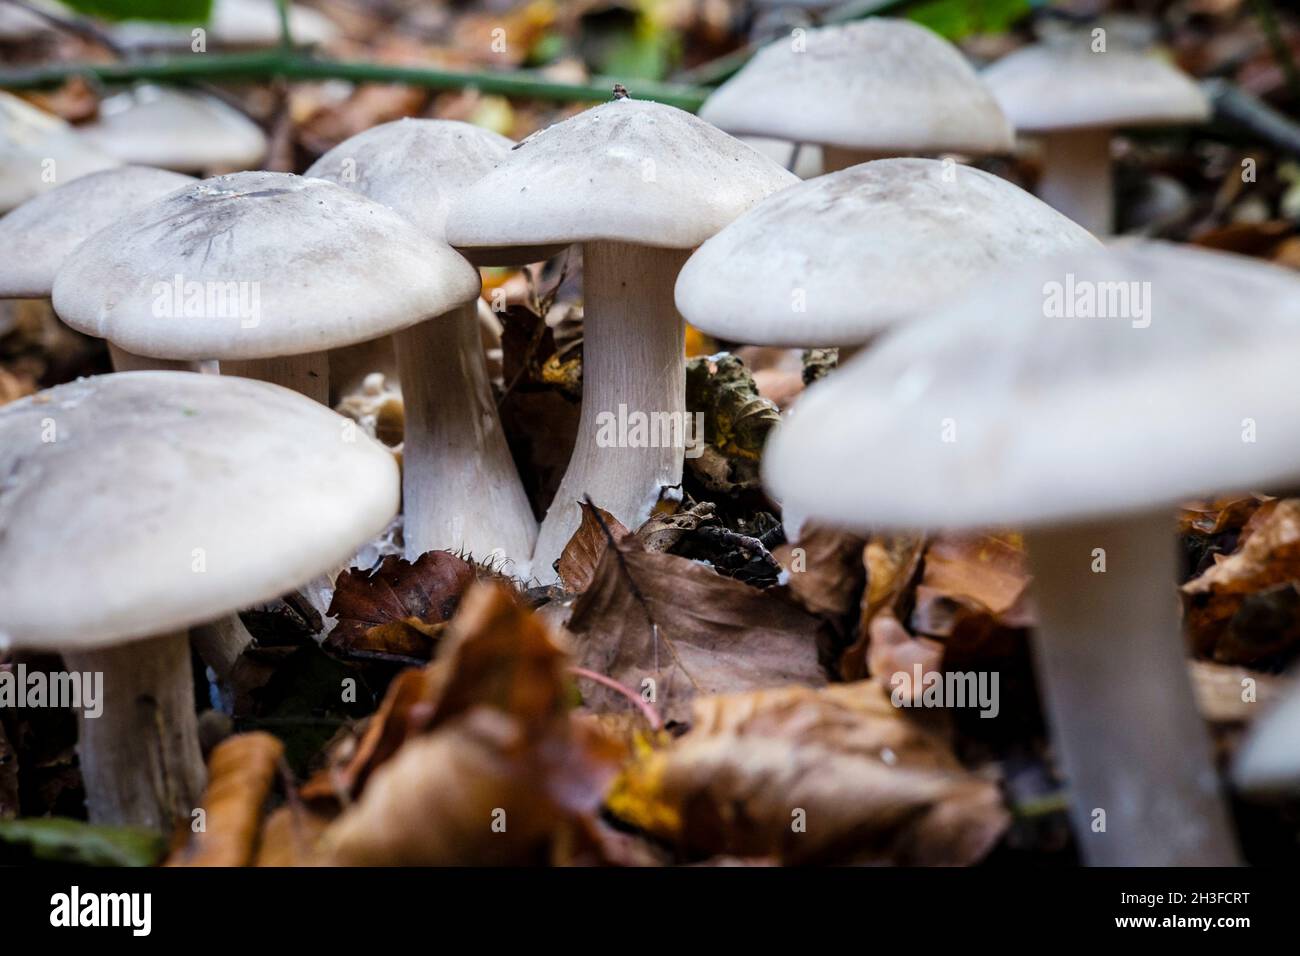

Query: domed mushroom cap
left=764, top=242, right=1300, bottom=531
left=77, top=86, right=268, bottom=172
left=305, top=118, right=514, bottom=241
left=699, top=19, right=1013, bottom=155
left=677, top=158, right=1099, bottom=347
left=0, top=166, right=195, bottom=299
left=445, top=97, right=798, bottom=256
left=52, top=171, right=481, bottom=360
left=0, top=91, right=118, bottom=213
left=982, top=41, right=1209, bottom=132
left=0, top=372, right=399, bottom=651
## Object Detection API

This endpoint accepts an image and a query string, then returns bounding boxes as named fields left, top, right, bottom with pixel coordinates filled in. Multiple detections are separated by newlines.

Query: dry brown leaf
left=635, top=500, right=717, bottom=553
left=556, top=500, right=629, bottom=594
left=566, top=538, right=828, bottom=723
left=1179, top=495, right=1270, bottom=536
left=326, top=551, right=477, bottom=661
left=773, top=523, right=867, bottom=620
left=1183, top=498, right=1300, bottom=664
left=910, top=534, right=1034, bottom=638
left=167, top=732, right=283, bottom=867
left=316, top=584, right=622, bottom=865
left=1190, top=660, right=1283, bottom=724
left=253, top=804, right=332, bottom=867
left=606, top=682, right=1008, bottom=865
left=842, top=534, right=925, bottom=681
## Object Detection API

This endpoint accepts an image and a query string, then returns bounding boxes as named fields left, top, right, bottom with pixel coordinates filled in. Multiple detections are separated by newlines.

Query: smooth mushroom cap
left=305, top=118, right=514, bottom=242
left=444, top=97, right=798, bottom=256
left=982, top=41, right=1210, bottom=132
left=0, top=371, right=399, bottom=650
left=0, top=91, right=118, bottom=213
left=699, top=19, right=1013, bottom=155
left=764, top=241, right=1300, bottom=530
left=77, top=86, right=269, bottom=172
left=677, top=158, right=1100, bottom=347
left=0, top=166, right=195, bottom=298
left=112, top=0, right=337, bottom=49
left=52, top=171, right=481, bottom=360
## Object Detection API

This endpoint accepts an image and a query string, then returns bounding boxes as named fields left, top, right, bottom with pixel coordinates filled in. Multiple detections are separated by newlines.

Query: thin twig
left=569, top=666, right=663, bottom=730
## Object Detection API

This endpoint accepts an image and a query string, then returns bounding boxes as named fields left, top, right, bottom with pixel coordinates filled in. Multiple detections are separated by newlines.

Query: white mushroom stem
left=1025, top=512, right=1239, bottom=865
left=62, top=632, right=206, bottom=831
left=221, top=351, right=329, bottom=404
left=108, top=343, right=203, bottom=373
left=531, top=241, right=689, bottom=582
left=1036, top=127, right=1114, bottom=236
left=395, top=301, right=537, bottom=569
left=190, top=614, right=254, bottom=682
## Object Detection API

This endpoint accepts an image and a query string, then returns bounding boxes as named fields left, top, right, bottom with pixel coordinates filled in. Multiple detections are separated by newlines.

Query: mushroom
left=0, top=165, right=198, bottom=373
left=762, top=241, right=1300, bottom=864
left=305, top=118, right=536, bottom=567
left=52, top=171, right=480, bottom=404
left=446, top=95, right=796, bottom=580
left=1234, top=679, right=1300, bottom=797
left=112, top=0, right=337, bottom=50
left=0, top=91, right=118, bottom=214
left=678, top=158, right=1099, bottom=353
left=700, top=19, right=1012, bottom=173
left=982, top=33, right=1209, bottom=234
left=0, top=371, right=399, bottom=829
left=77, top=85, right=268, bottom=174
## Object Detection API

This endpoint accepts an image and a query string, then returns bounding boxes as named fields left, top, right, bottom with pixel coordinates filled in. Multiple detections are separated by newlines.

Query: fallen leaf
left=1179, top=495, right=1270, bottom=537
left=774, top=524, right=868, bottom=620
left=606, top=682, right=1009, bottom=865
left=635, top=500, right=717, bottom=553
left=684, top=353, right=780, bottom=494
left=326, top=551, right=477, bottom=661
left=167, top=732, right=284, bottom=867
left=1183, top=499, right=1300, bottom=664
left=556, top=500, right=630, bottom=594
left=842, top=534, right=925, bottom=681
left=566, top=537, right=828, bottom=722
left=1190, top=660, right=1283, bottom=724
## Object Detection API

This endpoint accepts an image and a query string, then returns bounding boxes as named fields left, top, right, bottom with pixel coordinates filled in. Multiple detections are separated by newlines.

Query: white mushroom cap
left=0, top=3, right=52, bottom=42
left=765, top=241, right=1300, bottom=531
left=699, top=19, right=1013, bottom=155
left=76, top=86, right=268, bottom=172
left=0, top=91, right=118, bottom=213
left=0, top=371, right=398, bottom=651
left=112, top=0, right=337, bottom=49
left=0, top=166, right=195, bottom=299
left=1234, top=680, right=1300, bottom=795
left=445, top=97, right=798, bottom=259
left=305, top=118, right=514, bottom=243
left=677, top=158, right=1099, bottom=347
left=982, top=41, right=1210, bottom=132
left=52, top=171, right=481, bottom=360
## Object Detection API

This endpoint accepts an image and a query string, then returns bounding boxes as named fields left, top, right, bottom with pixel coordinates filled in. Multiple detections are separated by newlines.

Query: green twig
left=0, top=50, right=710, bottom=110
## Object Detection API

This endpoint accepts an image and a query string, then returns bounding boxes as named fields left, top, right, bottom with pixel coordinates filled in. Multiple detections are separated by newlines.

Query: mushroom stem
left=820, top=146, right=889, bottom=173
left=62, top=632, right=206, bottom=831
left=531, top=241, right=689, bottom=582
left=108, top=342, right=203, bottom=373
left=1024, top=511, right=1239, bottom=865
left=190, top=614, right=254, bottom=682
left=1036, top=128, right=1113, bottom=236
left=221, top=351, right=329, bottom=404
left=395, top=301, right=537, bottom=568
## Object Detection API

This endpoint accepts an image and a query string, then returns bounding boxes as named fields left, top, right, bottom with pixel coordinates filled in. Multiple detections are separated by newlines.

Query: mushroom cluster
left=0, top=9, right=1274, bottom=871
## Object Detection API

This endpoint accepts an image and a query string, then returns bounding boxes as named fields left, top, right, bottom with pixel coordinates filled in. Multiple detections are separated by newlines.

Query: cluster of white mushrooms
left=1, top=15, right=1299, bottom=865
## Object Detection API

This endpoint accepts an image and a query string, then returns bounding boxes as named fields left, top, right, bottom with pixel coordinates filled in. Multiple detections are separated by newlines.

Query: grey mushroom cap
left=764, top=241, right=1300, bottom=531
left=699, top=19, right=1014, bottom=155
left=983, top=41, right=1210, bottom=132
left=677, top=158, right=1100, bottom=347
left=76, top=86, right=269, bottom=172
left=305, top=118, right=514, bottom=248
left=0, top=166, right=195, bottom=299
left=0, top=91, right=119, bottom=213
left=0, top=371, right=399, bottom=651
left=52, top=171, right=481, bottom=360
left=444, top=97, right=798, bottom=255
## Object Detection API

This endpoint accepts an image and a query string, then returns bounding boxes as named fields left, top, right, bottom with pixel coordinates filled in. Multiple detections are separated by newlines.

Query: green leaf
left=60, top=0, right=214, bottom=24
left=908, top=0, right=1033, bottom=41
left=0, top=817, right=167, bottom=867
